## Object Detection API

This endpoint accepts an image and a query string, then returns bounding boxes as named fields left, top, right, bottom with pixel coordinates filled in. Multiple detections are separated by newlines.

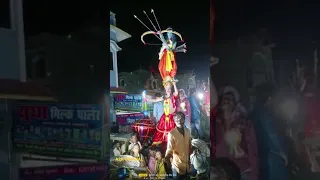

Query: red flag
left=210, top=0, right=215, bottom=45
left=149, top=66, right=155, bottom=73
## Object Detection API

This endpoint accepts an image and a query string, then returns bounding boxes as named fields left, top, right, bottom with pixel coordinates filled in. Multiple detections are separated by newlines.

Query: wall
left=0, top=28, right=19, bottom=80
left=118, top=70, right=150, bottom=94
left=110, top=70, right=117, bottom=87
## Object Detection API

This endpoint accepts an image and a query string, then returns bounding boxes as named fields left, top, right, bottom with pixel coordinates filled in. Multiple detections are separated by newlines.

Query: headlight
left=197, top=93, right=204, bottom=100
left=281, top=99, right=298, bottom=120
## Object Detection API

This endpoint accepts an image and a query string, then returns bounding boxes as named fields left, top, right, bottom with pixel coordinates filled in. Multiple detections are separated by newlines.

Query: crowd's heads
left=114, top=141, right=120, bottom=148
left=131, top=144, right=141, bottom=154
left=149, top=146, right=156, bottom=157
left=173, top=111, right=185, bottom=128
left=155, top=93, right=162, bottom=100
left=179, top=89, right=186, bottom=98
left=211, top=157, right=241, bottom=180
left=220, top=92, right=236, bottom=111
left=201, top=81, right=208, bottom=90
left=155, top=149, right=163, bottom=160
left=131, top=133, right=138, bottom=143
left=189, top=88, right=197, bottom=96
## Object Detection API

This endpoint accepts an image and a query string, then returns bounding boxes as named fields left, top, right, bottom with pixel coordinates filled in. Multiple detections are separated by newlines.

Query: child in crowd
left=121, top=140, right=129, bottom=155
left=113, top=141, right=121, bottom=156
left=128, top=133, right=142, bottom=152
left=148, top=147, right=156, bottom=174
left=155, top=150, right=166, bottom=179
left=130, top=144, right=146, bottom=167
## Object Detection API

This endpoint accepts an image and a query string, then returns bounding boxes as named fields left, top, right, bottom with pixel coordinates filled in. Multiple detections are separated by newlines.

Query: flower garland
left=164, top=99, right=170, bottom=121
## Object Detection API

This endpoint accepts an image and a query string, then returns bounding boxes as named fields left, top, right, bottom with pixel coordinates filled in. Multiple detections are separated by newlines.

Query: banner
left=12, top=103, right=104, bottom=159
left=114, top=94, right=153, bottom=112
left=20, top=163, right=108, bottom=180
left=114, top=94, right=143, bottom=112
left=116, top=113, right=144, bottom=126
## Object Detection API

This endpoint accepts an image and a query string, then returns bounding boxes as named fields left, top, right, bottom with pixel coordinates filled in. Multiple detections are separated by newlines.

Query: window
left=119, top=79, right=125, bottom=86
left=152, top=81, right=157, bottom=89
left=0, top=0, right=10, bottom=29
left=110, top=52, right=113, bottom=70
left=35, top=58, right=46, bottom=78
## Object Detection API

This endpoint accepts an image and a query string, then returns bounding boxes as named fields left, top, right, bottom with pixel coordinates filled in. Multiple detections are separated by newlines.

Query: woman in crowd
left=130, top=144, right=146, bottom=167
left=177, top=89, right=191, bottom=129
left=213, top=85, right=259, bottom=180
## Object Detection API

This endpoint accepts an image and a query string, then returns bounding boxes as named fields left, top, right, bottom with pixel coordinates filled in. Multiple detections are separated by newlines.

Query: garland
left=163, top=99, right=170, bottom=121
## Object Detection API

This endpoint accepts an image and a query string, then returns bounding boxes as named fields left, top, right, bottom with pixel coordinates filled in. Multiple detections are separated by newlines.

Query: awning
left=110, top=87, right=128, bottom=94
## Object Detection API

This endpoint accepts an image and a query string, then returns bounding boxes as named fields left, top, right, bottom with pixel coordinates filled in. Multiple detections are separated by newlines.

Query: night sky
left=22, top=1, right=320, bottom=81
left=214, top=1, right=320, bottom=73
left=111, top=0, right=210, bottom=79
left=23, top=1, right=104, bottom=36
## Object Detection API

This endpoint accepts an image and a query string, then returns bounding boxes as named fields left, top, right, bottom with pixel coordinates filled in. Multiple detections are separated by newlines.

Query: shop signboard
left=12, top=103, right=104, bottom=159
left=116, top=113, right=144, bottom=125
left=20, top=163, right=108, bottom=180
left=114, top=94, right=153, bottom=112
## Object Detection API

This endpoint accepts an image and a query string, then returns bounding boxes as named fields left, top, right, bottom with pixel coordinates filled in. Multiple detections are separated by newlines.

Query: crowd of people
left=112, top=80, right=210, bottom=179
left=210, top=60, right=320, bottom=180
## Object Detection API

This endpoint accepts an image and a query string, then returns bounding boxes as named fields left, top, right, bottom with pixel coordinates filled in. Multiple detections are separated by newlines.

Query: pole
left=11, top=0, right=27, bottom=82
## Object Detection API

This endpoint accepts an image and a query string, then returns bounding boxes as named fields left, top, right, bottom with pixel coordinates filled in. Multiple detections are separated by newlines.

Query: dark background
left=110, top=0, right=210, bottom=79
left=23, top=1, right=105, bottom=36
left=9, top=1, right=320, bottom=81
left=214, top=1, right=320, bottom=69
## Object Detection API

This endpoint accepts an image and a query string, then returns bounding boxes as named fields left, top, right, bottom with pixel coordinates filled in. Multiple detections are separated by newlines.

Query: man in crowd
left=153, top=93, right=164, bottom=124
left=165, top=112, right=192, bottom=180
left=189, top=88, right=204, bottom=139
left=249, top=83, right=288, bottom=180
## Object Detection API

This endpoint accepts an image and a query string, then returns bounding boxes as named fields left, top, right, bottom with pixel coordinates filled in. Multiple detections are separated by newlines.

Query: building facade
left=0, top=0, right=26, bottom=81
left=109, top=11, right=131, bottom=125
left=118, top=69, right=155, bottom=94
left=110, top=11, right=131, bottom=89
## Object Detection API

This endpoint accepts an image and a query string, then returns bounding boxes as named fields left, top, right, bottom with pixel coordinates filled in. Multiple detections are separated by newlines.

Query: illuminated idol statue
left=134, top=9, right=187, bottom=87
left=146, top=81, right=179, bottom=152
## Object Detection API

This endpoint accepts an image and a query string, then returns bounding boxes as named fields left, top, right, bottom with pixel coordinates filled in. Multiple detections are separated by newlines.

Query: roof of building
left=110, top=25, right=131, bottom=43
left=0, top=79, right=56, bottom=101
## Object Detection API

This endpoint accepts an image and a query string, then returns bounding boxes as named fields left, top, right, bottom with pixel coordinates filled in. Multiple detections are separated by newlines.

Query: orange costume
left=158, top=46, right=177, bottom=82
left=140, top=27, right=186, bottom=85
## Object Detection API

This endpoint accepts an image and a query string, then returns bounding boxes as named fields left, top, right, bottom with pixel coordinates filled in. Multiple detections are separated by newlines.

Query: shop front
left=11, top=102, right=107, bottom=168
left=110, top=93, right=153, bottom=156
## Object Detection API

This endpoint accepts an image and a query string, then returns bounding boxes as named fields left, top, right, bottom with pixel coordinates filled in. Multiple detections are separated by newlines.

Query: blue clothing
left=189, top=96, right=201, bottom=121
left=250, top=106, right=288, bottom=180
left=153, top=102, right=163, bottom=122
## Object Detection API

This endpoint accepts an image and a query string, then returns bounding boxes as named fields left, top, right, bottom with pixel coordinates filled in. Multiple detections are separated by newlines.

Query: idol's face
left=165, top=85, right=172, bottom=96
